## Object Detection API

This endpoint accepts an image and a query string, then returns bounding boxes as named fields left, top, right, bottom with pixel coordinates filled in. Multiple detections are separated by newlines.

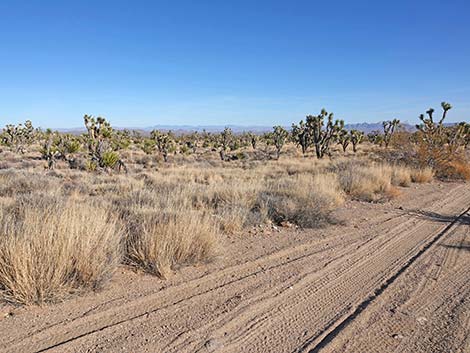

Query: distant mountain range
left=57, top=122, right=417, bottom=135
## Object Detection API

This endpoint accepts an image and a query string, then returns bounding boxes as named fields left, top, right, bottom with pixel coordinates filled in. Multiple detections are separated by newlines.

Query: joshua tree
left=382, top=118, right=400, bottom=148
left=140, top=138, right=156, bottom=155
left=245, top=132, right=258, bottom=149
left=416, top=103, right=450, bottom=145
left=350, top=129, right=364, bottom=153
left=112, top=130, right=132, bottom=150
left=458, top=122, right=470, bottom=149
left=445, top=122, right=469, bottom=154
left=337, top=127, right=350, bottom=153
left=83, top=115, right=126, bottom=172
left=150, top=130, right=174, bottom=162
left=271, top=125, right=289, bottom=159
left=185, top=131, right=199, bottom=153
left=40, top=132, right=81, bottom=170
left=41, top=134, right=61, bottom=170
left=2, top=120, right=35, bottom=153
left=291, top=120, right=310, bottom=155
left=306, top=109, right=343, bottom=159
left=415, top=102, right=453, bottom=167
left=218, top=127, right=232, bottom=160
left=368, top=130, right=384, bottom=147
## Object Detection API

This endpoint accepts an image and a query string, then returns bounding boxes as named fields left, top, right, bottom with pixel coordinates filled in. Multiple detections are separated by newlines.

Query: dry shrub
left=410, top=167, right=434, bottom=183
left=259, top=173, right=344, bottom=227
left=0, top=170, right=56, bottom=197
left=125, top=208, right=217, bottom=278
left=415, top=137, right=469, bottom=180
left=391, top=166, right=412, bottom=187
left=216, top=205, right=251, bottom=233
left=0, top=197, right=122, bottom=305
left=208, top=179, right=263, bottom=232
left=334, top=161, right=395, bottom=202
left=439, top=159, right=470, bottom=181
left=114, top=186, right=218, bottom=278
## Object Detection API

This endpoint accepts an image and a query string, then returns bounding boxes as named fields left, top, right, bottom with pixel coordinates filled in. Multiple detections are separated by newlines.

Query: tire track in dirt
left=1, top=222, right=388, bottom=353
left=66, top=185, right=470, bottom=353
left=299, top=207, right=470, bottom=353
left=320, top=212, right=470, bottom=353
left=3, top=189, right=438, bottom=353
left=1, top=184, right=469, bottom=353
left=161, top=187, right=470, bottom=353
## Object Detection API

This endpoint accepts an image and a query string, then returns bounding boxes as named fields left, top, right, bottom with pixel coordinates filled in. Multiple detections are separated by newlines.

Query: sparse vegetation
left=0, top=196, right=122, bottom=305
left=0, top=103, right=467, bottom=305
left=414, top=102, right=470, bottom=180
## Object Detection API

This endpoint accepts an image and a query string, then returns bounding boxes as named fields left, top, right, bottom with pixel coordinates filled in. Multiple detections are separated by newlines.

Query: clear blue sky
left=1, top=0, right=469, bottom=128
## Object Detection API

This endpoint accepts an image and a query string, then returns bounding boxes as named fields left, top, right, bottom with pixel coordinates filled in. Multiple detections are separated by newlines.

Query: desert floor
left=1, top=181, right=469, bottom=353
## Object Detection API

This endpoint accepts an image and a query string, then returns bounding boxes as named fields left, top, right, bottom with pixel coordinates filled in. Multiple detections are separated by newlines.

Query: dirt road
left=1, top=182, right=469, bottom=353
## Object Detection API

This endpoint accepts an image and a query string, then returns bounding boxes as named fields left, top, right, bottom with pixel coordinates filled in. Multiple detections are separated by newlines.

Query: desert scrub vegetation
left=0, top=103, right=466, bottom=304
left=330, top=159, right=426, bottom=202
left=374, top=102, right=470, bottom=180
left=259, top=173, right=344, bottom=227
left=113, top=187, right=218, bottom=278
left=0, top=196, right=122, bottom=305
left=0, top=154, right=439, bottom=304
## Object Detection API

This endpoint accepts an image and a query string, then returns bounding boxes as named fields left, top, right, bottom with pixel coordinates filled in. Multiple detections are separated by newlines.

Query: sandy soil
left=1, top=182, right=469, bottom=353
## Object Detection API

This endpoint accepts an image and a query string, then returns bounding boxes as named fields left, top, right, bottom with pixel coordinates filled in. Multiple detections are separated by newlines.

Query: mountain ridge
left=55, top=122, right=417, bottom=134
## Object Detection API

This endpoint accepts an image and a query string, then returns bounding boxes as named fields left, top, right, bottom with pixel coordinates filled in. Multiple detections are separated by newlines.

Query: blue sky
left=1, top=0, right=469, bottom=128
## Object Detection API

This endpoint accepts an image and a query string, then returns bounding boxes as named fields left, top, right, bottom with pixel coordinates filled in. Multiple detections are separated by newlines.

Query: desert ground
left=0, top=170, right=469, bottom=353
left=1, top=114, right=470, bottom=353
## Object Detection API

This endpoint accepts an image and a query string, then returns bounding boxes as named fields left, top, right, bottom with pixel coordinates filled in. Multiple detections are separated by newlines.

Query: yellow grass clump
left=0, top=197, right=122, bottom=305
left=410, top=167, right=434, bottom=183
left=126, top=208, right=218, bottom=278
left=259, top=173, right=344, bottom=227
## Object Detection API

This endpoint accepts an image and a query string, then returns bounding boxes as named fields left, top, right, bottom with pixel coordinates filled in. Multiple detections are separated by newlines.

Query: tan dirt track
left=1, top=182, right=470, bottom=353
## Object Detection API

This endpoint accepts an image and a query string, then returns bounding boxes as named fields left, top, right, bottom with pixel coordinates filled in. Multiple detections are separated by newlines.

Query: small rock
left=417, top=316, right=428, bottom=325
left=280, top=221, right=294, bottom=228
left=204, top=338, right=223, bottom=352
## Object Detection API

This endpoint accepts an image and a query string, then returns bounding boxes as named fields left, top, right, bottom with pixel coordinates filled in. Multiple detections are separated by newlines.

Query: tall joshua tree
left=382, top=118, right=400, bottom=148
left=337, top=126, right=350, bottom=153
left=150, top=130, right=174, bottom=162
left=350, top=129, right=364, bottom=153
left=415, top=102, right=453, bottom=167
left=271, top=126, right=289, bottom=159
left=83, top=115, right=126, bottom=172
left=306, top=109, right=343, bottom=159
left=218, top=127, right=232, bottom=161
left=291, top=120, right=310, bottom=155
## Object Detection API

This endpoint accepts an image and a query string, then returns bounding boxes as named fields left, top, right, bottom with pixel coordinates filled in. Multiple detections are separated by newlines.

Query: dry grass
left=391, top=165, right=412, bottom=187
left=410, top=167, right=434, bottom=183
left=331, top=160, right=419, bottom=202
left=333, top=161, right=393, bottom=202
left=0, top=196, right=122, bottom=305
left=126, top=208, right=217, bottom=278
left=114, top=187, right=218, bottom=278
left=259, top=173, right=344, bottom=227
left=0, top=149, right=438, bottom=304
left=441, top=160, right=470, bottom=181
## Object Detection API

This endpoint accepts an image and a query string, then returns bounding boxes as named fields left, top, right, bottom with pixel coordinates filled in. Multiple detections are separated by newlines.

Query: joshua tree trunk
left=314, top=143, right=322, bottom=159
